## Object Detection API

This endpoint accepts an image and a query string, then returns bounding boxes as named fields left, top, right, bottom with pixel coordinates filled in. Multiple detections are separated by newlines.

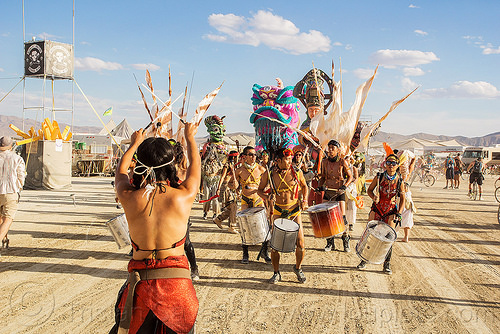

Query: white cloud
left=370, top=49, right=439, bottom=67
left=80, top=41, right=91, bottom=46
left=333, top=42, right=343, bottom=46
left=409, top=4, right=419, bottom=8
left=463, top=36, right=499, bottom=55
left=463, top=35, right=483, bottom=42
left=131, top=63, right=161, bottom=71
left=37, top=32, right=61, bottom=40
left=414, top=30, right=428, bottom=36
left=0, top=68, right=4, bottom=72
left=353, top=68, right=375, bottom=79
left=482, top=46, right=500, bottom=55
left=74, top=57, right=124, bottom=71
left=403, top=67, right=425, bottom=76
left=205, top=10, right=331, bottom=55
left=401, top=77, right=419, bottom=92
left=421, top=81, right=500, bottom=99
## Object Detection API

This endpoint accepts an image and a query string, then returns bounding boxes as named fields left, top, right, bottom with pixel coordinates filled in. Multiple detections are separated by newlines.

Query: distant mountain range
left=0, top=115, right=101, bottom=137
left=1, top=114, right=499, bottom=147
left=372, top=131, right=500, bottom=147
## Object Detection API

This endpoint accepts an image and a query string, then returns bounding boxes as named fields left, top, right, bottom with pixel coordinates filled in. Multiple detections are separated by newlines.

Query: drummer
left=356, top=153, right=405, bottom=274
left=231, top=146, right=271, bottom=264
left=213, top=150, right=239, bottom=234
left=258, top=148, right=309, bottom=284
left=317, top=139, right=353, bottom=252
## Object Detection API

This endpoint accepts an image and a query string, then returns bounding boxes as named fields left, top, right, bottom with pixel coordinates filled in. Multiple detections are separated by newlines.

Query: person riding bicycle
left=467, top=156, right=484, bottom=200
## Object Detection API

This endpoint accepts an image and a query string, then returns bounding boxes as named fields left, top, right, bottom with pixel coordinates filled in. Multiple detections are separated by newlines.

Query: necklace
left=384, top=171, right=396, bottom=181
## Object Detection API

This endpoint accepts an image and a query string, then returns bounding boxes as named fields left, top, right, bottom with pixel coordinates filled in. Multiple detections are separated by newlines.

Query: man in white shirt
left=0, top=136, right=26, bottom=252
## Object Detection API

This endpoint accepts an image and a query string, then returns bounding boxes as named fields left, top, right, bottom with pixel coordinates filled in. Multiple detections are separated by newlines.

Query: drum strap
left=274, top=203, right=300, bottom=219
left=118, top=267, right=191, bottom=334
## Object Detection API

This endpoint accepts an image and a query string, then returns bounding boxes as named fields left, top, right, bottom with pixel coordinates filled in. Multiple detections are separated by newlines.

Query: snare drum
left=270, top=218, right=299, bottom=253
left=237, top=207, right=270, bottom=245
left=105, top=214, right=131, bottom=249
left=356, top=220, right=396, bottom=264
left=307, top=201, right=345, bottom=238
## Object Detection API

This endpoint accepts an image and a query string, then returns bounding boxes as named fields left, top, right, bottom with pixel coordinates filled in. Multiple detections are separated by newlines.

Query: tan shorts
left=0, top=193, right=19, bottom=219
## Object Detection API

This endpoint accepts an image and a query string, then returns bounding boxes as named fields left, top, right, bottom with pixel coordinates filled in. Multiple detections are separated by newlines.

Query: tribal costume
left=396, top=150, right=416, bottom=229
left=110, top=256, right=198, bottom=334
left=239, top=163, right=264, bottom=207
left=293, top=68, right=334, bottom=206
left=214, top=154, right=239, bottom=231
left=371, top=172, right=401, bottom=224
left=201, top=116, right=227, bottom=217
left=271, top=165, right=301, bottom=219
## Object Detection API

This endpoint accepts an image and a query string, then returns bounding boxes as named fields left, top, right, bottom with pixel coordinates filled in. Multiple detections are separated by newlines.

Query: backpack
left=472, top=161, right=482, bottom=173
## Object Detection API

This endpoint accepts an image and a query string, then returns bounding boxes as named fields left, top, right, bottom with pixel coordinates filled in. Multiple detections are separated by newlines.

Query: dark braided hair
left=132, top=137, right=180, bottom=189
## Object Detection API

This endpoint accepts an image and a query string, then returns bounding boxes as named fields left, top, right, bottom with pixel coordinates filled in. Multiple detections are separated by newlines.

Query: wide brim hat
left=0, top=136, right=13, bottom=150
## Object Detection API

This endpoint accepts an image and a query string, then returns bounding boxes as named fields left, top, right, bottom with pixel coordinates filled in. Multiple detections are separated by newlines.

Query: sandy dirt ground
left=0, top=175, right=499, bottom=334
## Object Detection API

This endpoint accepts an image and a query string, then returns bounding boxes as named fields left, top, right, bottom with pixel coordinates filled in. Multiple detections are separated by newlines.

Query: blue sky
left=1, top=0, right=499, bottom=138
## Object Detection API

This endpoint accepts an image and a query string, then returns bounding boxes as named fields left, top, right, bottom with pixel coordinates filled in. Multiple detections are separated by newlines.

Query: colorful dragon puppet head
left=204, top=115, right=226, bottom=143
left=293, top=68, right=334, bottom=132
left=250, top=84, right=300, bottom=154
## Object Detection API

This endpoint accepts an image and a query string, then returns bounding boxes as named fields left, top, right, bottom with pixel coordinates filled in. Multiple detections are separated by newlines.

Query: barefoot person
left=231, top=146, right=270, bottom=264
left=357, top=154, right=405, bottom=274
left=395, top=149, right=416, bottom=243
left=317, top=140, right=353, bottom=252
left=258, top=148, right=309, bottom=284
left=0, top=136, right=26, bottom=254
left=110, top=123, right=200, bottom=334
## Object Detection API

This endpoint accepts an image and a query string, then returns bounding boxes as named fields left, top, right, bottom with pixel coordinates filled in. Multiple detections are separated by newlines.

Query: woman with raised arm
left=110, top=122, right=200, bottom=334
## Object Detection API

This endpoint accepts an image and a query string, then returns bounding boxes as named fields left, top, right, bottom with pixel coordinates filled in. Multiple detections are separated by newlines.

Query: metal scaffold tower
left=21, top=0, right=75, bottom=132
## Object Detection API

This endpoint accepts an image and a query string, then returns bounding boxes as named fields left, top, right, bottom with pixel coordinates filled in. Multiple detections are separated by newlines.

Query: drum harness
left=270, top=166, right=302, bottom=220
left=372, top=172, right=402, bottom=226
left=264, top=165, right=304, bottom=253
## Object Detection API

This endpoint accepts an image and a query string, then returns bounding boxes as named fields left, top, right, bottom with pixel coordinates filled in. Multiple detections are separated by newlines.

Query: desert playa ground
left=0, top=176, right=499, bottom=334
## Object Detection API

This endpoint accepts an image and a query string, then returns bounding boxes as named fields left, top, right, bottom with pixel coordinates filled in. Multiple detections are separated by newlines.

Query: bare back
left=115, top=123, right=200, bottom=260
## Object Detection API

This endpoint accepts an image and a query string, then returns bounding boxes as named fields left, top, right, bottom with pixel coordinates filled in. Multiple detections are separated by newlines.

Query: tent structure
left=367, top=138, right=466, bottom=157
left=110, top=118, right=133, bottom=138
left=99, top=119, right=116, bottom=135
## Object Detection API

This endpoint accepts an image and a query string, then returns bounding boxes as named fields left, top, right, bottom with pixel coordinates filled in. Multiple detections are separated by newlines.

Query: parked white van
left=462, top=146, right=500, bottom=166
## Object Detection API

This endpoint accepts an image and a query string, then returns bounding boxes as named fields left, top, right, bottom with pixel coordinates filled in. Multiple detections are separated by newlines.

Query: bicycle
left=495, top=176, right=500, bottom=189
left=468, top=179, right=480, bottom=200
left=410, top=166, right=435, bottom=187
left=495, top=185, right=500, bottom=203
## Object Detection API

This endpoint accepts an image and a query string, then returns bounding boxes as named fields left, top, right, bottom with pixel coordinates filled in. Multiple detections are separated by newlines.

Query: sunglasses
left=283, top=149, right=294, bottom=157
left=386, top=161, right=398, bottom=166
left=167, top=139, right=177, bottom=146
